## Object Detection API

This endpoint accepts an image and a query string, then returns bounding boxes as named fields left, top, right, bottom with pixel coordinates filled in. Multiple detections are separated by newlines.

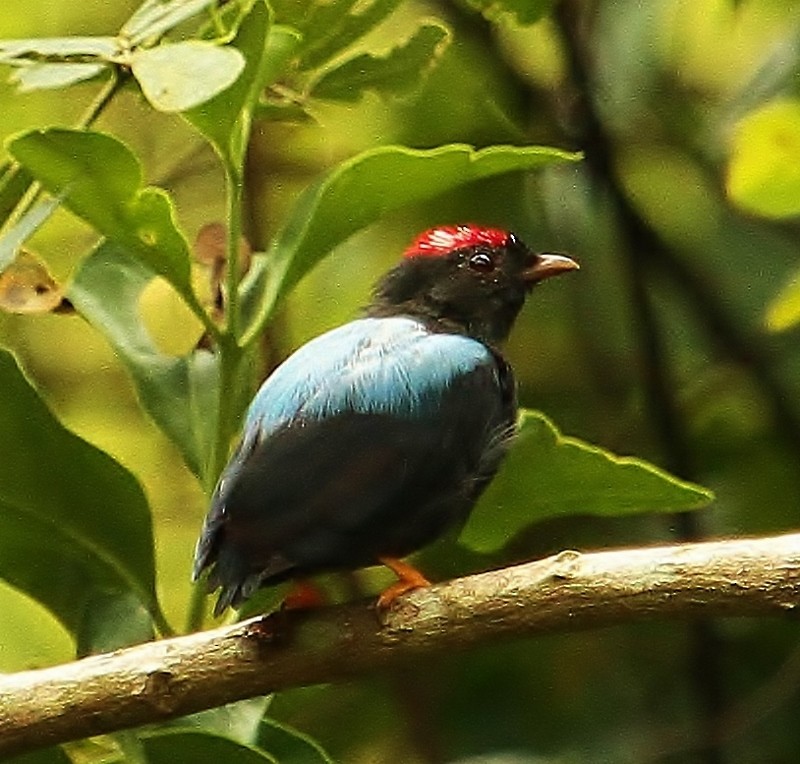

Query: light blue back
left=244, top=316, right=493, bottom=437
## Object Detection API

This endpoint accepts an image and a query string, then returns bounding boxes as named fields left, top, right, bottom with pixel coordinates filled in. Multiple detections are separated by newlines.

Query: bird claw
left=376, top=556, right=431, bottom=611
left=376, top=579, right=429, bottom=610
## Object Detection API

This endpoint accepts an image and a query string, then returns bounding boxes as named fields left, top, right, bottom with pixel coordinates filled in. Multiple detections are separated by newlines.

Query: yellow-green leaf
left=765, top=264, right=800, bottom=332
left=727, top=98, right=800, bottom=219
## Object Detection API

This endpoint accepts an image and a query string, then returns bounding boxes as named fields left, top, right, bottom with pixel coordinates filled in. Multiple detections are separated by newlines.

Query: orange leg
left=377, top=556, right=431, bottom=609
left=282, top=579, right=327, bottom=611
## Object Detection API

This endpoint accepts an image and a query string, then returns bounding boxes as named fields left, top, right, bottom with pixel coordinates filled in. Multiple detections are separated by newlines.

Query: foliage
left=727, top=97, right=800, bottom=332
left=0, top=348, right=163, bottom=648
left=2, top=0, right=798, bottom=761
left=461, top=410, right=711, bottom=552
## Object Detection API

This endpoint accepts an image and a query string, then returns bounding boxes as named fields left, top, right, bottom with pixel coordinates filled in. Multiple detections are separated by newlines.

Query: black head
left=369, top=224, right=579, bottom=345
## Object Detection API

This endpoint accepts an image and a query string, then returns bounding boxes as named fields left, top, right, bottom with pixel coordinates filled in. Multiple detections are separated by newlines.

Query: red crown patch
left=403, top=224, right=511, bottom=259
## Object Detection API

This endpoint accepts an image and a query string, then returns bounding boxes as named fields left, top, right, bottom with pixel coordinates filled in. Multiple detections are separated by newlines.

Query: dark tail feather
left=205, top=549, right=296, bottom=617
left=212, top=575, right=259, bottom=617
left=192, top=513, right=223, bottom=582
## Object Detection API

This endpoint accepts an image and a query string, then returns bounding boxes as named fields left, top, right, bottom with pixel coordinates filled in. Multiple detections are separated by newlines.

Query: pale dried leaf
left=0, top=249, right=64, bottom=314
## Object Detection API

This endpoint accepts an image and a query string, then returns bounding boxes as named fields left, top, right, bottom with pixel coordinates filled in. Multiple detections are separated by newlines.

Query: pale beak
left=523, top=252, right=580, bottom=285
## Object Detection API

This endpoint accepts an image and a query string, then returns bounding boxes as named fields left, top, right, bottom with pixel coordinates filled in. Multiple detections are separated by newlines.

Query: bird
left=193, top=224, right=578, bottom=616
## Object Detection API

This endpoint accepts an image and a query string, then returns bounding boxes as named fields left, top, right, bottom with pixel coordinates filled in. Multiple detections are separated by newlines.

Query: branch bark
left=2, top=532, right=799, bottom=757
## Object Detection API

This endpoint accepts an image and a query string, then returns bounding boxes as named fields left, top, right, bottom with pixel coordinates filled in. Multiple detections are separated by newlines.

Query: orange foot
left=377, top=556, right=431, bottom=610
left=282, top=580, right=327, bottom=611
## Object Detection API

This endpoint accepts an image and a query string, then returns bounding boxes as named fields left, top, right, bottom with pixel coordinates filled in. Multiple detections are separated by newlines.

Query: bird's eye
left=468, top=251, right=496, bottom=273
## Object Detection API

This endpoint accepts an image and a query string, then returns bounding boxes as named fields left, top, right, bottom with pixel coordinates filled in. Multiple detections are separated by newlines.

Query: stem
left=184, top=581, right=209, bottom=635
left=224, top=163, right=244, bottom=341
left=214, top=163, right=248, bottom=467
left=207, top=1, right=227, bottom=36
left=77, top=69, right=126, bottom=130
left=184, top=335, right=243, bottom=635
left=185, top=164, right=246, bottom=632
left=152, top=606, right=177, bottom=639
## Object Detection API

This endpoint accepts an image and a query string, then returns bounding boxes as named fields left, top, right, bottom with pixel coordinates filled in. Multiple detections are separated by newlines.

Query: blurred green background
left=2, top=1, right=800, bottom=761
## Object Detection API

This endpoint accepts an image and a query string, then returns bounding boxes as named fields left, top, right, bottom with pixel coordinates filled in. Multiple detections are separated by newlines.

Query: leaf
left=170, top=696, right=273, bottom=745
left=131, top=41, right=245, bottom=113
left=252, top=100, right=313, bottom=123
left=726, top=98, right=800, bottom=218
left=253, top=25, right=311, bottom=124
left=0, top=348, right=165, bottom=640
left=6, top=747, right=73, bottom=764
left=184, top=1, right=271, bottom=167
left=141, top=730, right=278, bottom=763
left=0, top=36, right=118, bottom=62
left=310, top=24, right=449, bottom=103
left=0, top=249, right=64, bottom=314
left=460, top=410, right=714, bottom=553
left=0, top=196, right=61, bottom=272
left=260, top=25, right=303, bottom=86
left=10, top=62, right=106, bottom=92
left=259, top=718, right=335, bottom=764
left=68, top=242, right=219, bottom=480
left=0, top=163, right=33, bottom=223
left=296, top=0, right=403, bottom=72
left=194, top=221, right=252, bottom=266
left=8, top=128, right=205, bottom=318
left=239, top=142, right=580, bottom=345
left=75, top=591, right=155, bottom=657
left=465, top=0, right=557, bottom=24
left=765, top=264, right=800, bottom=332
left=121, top=0, right=219, bottom=46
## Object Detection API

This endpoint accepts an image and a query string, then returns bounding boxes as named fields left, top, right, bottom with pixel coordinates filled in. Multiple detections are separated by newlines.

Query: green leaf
left=460, top=410, right=714, bottom=553
left=122, top=0, right=219, bottom=46
left=310, top=24, right=449, bottom=103
left=0, top=348, right=166, bottom=640
left=184, top=1, right=274, bottom=167
left=296, top=0, right=403, bottom=72
left=261, top=25, right=303, bottom=85
left=8, top=128, right=204, bottom=318
left=252, top=99, right=313, bottom=123
left=259, top=718, right=335, bottom=764
left=141, top=730, right=278, bottom=763
left=10, top=62, right=106, bottom=92
left=726, top=98, right=800, bottom=218
left=6, top=747, right=73, bottom=764
left=68, top=242, right=219, bottom=480
left=131, top=41, right=245, bottom=113
left=171, top=697, right=273, bottom=745
left=253, top=25, right=311, bottom=124
left=465, top=0, right=557, bottom=25
left=765, top=264, right=800, bottom=332
left=239, top=142, right=580, bottom=345
left=0, top=163, right=33, bottom=223
left=75, top=591, right=155, bottom=656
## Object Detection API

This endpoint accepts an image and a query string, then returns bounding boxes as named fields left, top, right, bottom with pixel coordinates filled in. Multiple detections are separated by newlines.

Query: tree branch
left=2, top=532, right=799, bottom=757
